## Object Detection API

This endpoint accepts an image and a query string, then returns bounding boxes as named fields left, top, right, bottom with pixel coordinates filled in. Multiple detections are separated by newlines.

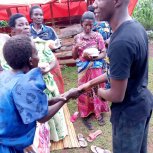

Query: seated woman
left=0, top=35, right=80, bottom=153
left=72, top=11, right=109, bottom=130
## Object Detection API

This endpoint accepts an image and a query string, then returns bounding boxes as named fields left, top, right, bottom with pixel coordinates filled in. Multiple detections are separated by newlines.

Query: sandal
left=70, top=112, right=79, bottom=123
left=77, top=133, right=88, bottom=148
left=82, top=117, right=94, bottom=130
left=91, top=145, right=111, bottom=153
left=87, top=130, right=102, bottom=142
left=97, top=116, right=105, bottom=126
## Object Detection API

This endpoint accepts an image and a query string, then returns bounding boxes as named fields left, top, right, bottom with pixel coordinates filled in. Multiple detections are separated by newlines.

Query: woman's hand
left=40, top=66, right=51, bottom=74
left=48, top=96, right=67, bottom=106
left=24, top=146, right=36, bottom=153
left=82, top=52, right=93, bottom=60
left=48, top=42, right=55, bottom=50
left=61, top=88, right=83, bottom=101
left=88, top=51, right=106, bottom=61
left=48, top=39, right=61, bottom=50
left=39, top=62, right=56, bottom=75
left=78, top=82, right=91, bottom=92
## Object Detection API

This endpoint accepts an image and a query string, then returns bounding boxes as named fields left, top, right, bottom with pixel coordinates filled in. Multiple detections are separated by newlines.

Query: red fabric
left=128, top=0, right=138, bottom=15
left=50, top=58, right=65, bottom=94
left=0, top=1, right=87, bottom=21
left=0, top=0, right=137, bottom=21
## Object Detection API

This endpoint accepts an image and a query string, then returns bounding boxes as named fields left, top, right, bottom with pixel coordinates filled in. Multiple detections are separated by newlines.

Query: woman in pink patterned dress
left=72, top=11, right=109, bottom=130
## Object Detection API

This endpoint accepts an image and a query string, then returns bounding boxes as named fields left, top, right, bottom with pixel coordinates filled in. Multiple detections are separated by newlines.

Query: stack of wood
left=54, top=24, right=83, bottom=66
left=51, top=104, right=80, bottom=151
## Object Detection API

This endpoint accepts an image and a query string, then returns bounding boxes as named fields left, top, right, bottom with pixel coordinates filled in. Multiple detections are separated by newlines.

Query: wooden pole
left=50, top=2, right=55, bottom=27
left=6, top=8, right=12, bottom=17
left=67, top=0, right=71, bottom=25
left=16, top=7, right=19, bottom=13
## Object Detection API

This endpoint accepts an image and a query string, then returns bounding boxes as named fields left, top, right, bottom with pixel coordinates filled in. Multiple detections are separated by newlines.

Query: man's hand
left=98, top=88, right=106, bottom=101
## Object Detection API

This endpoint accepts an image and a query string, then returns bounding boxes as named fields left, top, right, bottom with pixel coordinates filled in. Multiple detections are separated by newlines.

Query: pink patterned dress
left=74, top=32, right=109, bottom=118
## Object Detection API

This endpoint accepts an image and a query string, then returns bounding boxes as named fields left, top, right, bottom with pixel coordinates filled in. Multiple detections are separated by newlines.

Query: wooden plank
left=60, top=45, right=73, bottom=51
left=51, top=104, right=80, bottom=151
left=55, top=51, right=72, bottom=58
left=61, top=41, right=73, bottom=47
left=63, top=104, right=80, bottom=148
left=63, top=105, right=72, bottom=148
left=59, top=58, right=76, bottom=65
left=59, top=24, right=82, bottom=38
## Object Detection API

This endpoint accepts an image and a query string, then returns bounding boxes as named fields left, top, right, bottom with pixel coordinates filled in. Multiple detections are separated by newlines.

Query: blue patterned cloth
left=93, top=21, right=111, bottom=41
left=76, top=59, right=106, bottom=73
left=0, top=68, right=48, bottom=152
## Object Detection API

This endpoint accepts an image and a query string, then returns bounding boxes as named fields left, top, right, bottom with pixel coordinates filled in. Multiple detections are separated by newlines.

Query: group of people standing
left=0, top=0, right=153, bottom=153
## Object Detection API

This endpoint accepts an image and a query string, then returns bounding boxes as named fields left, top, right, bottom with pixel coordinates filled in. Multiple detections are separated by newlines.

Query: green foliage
left=0, top=20, right=8, bottom=27
left=133, top=0, right=153, bottom=30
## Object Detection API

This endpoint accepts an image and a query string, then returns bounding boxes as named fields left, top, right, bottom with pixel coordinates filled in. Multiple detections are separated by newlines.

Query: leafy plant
left=0, top=20, right=8, bottom=27
left=133, top=0, right=153, bottom=30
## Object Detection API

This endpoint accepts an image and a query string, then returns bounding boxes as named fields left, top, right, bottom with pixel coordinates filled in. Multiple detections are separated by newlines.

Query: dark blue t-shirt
left=108, top=20, right=153, bottom=123
left=30, top=23, right=57, bottom=41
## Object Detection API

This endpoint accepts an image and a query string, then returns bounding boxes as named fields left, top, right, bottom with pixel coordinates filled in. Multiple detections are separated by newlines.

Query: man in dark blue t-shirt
left=79, top=0, right=153, bottom=152
left=106, top=19, right=153, bottom=153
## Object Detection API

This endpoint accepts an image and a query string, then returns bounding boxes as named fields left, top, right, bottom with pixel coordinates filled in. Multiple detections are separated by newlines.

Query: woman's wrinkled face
left=13, top=17, right=30, bottom=36
left=82, top=19, right=94, bottom=34
left=31, top=8, right=44, bottom=24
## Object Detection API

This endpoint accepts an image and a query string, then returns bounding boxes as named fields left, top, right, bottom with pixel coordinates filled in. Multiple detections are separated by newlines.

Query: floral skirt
left=44, top=73, right=68, bottom=141
left=78, top=68, right=109, bottom=118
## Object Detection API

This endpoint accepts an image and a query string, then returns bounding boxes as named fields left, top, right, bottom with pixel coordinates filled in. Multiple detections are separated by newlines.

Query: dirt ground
left=149, top=41, right=153, bottom=57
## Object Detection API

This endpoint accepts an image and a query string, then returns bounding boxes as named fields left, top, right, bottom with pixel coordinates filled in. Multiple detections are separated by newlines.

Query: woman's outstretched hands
left=78, top=82, right=91, bottom=92
left=48, top=88, right=83, bottom=106
left=48, top=96, right=67, bottom=106
left=61, top=88, right=83, bottom=101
